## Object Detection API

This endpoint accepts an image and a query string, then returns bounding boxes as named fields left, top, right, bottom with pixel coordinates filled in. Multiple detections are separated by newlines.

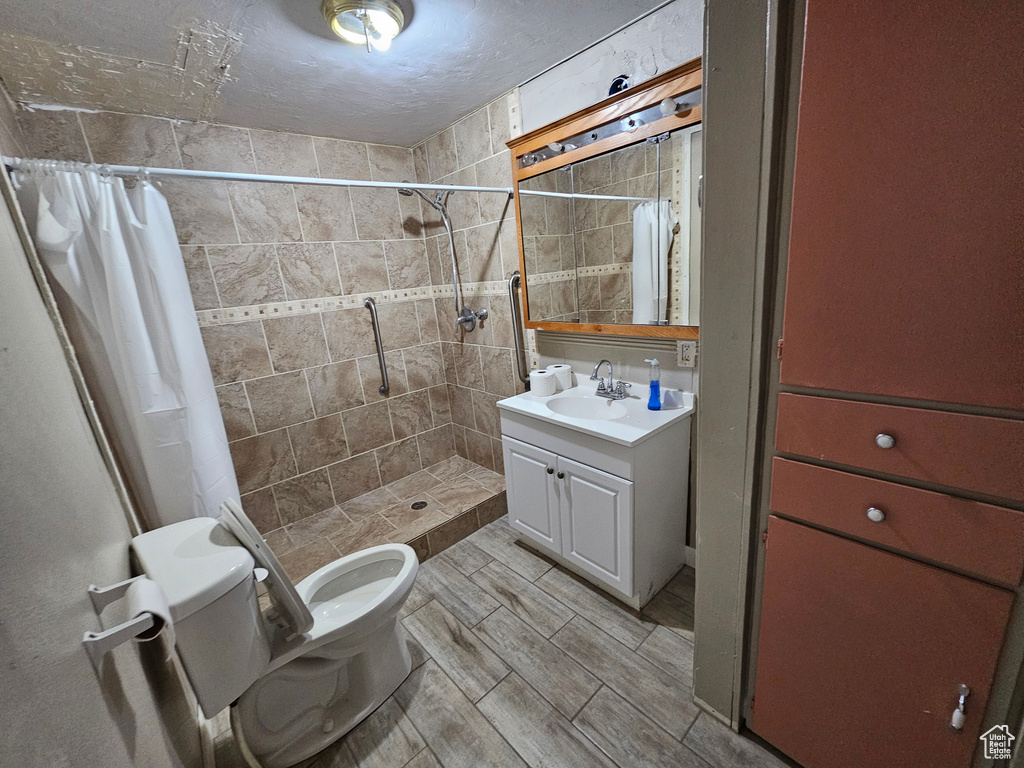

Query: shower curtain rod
left=2, top=155, right=514, bottom=197
left=2, top=156, right=657, bottom=203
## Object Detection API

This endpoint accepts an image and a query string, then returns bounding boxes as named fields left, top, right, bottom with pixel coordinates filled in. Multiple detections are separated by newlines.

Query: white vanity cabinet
left=498, top=384, right=694, bottom=608
left=503, top=438, right=563, bottom=552
left=504, top=437, right=634, bottom=595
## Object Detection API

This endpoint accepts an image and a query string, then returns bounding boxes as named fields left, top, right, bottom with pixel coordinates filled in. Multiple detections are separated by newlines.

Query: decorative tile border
left=579, top=262, right=632, bottom=278
left=196, top=280, right=510, bottom=327
left=524, top=269, right=575, bottom=285
left=524, top=262, right=633, bottom=286
left=195, top=265, right=633, bottom=327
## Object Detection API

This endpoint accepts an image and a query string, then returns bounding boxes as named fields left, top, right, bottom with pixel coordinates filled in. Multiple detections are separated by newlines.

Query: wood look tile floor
left=215, top=517, right=791, bottom=768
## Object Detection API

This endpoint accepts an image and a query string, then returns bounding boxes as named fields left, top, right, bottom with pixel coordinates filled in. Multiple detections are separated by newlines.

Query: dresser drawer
left=770, top=458, right=1024, bottom=586
left=775, top=394, right=1024, bottom=501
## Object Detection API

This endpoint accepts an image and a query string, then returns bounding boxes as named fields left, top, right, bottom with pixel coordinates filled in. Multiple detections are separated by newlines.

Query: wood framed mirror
left=507, top=57, right=702, bottom=339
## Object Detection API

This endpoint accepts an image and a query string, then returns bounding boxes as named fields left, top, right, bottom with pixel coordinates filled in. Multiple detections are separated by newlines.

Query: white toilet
left=131, top=499, right=418, bottom=768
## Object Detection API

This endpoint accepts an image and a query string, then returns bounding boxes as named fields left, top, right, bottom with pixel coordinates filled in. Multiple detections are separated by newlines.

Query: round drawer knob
left=866, top=507, right=886, bottom=523
left=557, top=472, right=565, bottom=479
left=546, top=467, right=554, bottom=474
left=875, top=433, right=896, bottom=449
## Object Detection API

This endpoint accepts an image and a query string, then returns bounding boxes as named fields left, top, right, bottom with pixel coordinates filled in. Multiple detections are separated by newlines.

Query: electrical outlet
left=677, top=340, right=697, bottom=368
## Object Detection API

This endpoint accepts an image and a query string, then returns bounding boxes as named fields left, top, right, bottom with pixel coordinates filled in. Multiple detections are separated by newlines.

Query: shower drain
left=411, top=501, right=427, bottom=510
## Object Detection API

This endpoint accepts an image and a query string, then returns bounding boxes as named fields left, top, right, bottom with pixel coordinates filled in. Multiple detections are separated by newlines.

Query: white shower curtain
left=631, top=200, right=677, bottom=324
left=14, top=165, right=239, bottom=529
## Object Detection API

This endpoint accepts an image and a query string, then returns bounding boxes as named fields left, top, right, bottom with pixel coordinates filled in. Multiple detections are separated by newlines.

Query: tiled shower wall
left=10, top=107, right=471, bottom=533
left=519, top=171, right=578, bottom=323
left=516, top=141, right=674, bottom=325
left=573, top=145, right=646, bottom=323
left=412, top=91, right=528, bottom=473
left=9, top=88, right=528, bottom=529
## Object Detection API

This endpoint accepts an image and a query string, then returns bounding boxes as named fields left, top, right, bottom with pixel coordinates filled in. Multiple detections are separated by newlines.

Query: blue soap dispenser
left=645, top=358, right=661, bottom=411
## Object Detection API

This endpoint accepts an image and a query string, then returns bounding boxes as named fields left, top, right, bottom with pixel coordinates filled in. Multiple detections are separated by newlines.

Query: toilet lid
left=220, top=499, right=314, bottom=637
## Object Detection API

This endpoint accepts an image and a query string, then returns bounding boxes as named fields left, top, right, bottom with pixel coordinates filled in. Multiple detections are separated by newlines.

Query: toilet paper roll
left=547, top=364, right=573, bottom=391
left=126, top=576, right=175, bottom=658
left=530, top=368, right=557, bottom=397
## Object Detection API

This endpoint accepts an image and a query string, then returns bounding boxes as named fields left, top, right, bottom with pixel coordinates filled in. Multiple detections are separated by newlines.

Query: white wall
left=519, top=0, right=704, bottom=132
left=0, top=178, right=201, bottom=767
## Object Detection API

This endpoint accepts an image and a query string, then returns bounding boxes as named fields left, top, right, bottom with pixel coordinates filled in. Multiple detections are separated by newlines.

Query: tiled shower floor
left=216, top=517, right=790, bottom=768
left=268, top=455, right=507, bottom=583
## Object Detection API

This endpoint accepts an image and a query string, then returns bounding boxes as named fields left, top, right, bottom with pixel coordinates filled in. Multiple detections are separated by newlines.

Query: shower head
left=399, top=182, right=450, bottom=209
left=399, top=181, right=463, bottom=319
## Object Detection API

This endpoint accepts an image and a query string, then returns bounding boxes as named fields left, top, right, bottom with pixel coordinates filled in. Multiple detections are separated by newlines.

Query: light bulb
left=366, top=8, right=400, bottom=44
left=369, top=25, right=393, bottom=50
left=620, top=116, right=644, bottom=133
left=331, top=18, right=367, bottom=45
left=324, top=3, right=403, bottom=52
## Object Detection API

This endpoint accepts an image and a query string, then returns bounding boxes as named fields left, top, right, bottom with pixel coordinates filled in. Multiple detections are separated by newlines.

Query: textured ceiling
left=0, top=0, right=667, bottom=146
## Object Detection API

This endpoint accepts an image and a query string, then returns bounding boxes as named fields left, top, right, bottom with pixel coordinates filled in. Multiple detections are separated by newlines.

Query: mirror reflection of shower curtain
left=631, top=200, right=677, bottom=324
left=14, top=167, right=239, bottom=530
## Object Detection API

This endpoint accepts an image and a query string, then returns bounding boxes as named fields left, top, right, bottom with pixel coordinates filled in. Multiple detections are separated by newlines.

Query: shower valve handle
left=456, top=306, right=488, bottom=333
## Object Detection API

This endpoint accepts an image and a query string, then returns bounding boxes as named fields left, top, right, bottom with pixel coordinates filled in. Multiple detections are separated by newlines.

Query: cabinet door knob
left=875, top=433, right=896, bottom=449
left=951, top=684, right=970, bottom=730
left=546, top=467, right=554, bottom=474
left=866, top=507, right=886, bottom=523
left=557, top=471, right=565, bottom=479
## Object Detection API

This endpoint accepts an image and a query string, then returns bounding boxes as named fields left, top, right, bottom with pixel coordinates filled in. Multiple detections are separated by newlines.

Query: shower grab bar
left=364, top=297, right=389, bottom=396
left=508, top=271, right=530, bottom=386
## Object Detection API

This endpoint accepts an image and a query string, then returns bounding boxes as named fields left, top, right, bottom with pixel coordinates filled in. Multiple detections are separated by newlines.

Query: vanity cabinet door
left=752, top=516, right=1013, bottom=768
left=502, top=437, right=561, bottom=551
left=558, top=456, right=633, bottom=596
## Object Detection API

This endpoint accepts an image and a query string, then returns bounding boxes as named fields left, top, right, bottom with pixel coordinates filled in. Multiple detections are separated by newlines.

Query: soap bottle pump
left=644, top=358, right=661, bottom=411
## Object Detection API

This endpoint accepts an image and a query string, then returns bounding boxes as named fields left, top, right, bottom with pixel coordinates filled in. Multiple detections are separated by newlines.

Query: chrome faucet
left=590, top=359, right=631, bottom=400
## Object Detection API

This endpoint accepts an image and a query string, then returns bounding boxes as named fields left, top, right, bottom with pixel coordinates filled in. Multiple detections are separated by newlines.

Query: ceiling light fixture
left=321, top=0, right=405, bottom=52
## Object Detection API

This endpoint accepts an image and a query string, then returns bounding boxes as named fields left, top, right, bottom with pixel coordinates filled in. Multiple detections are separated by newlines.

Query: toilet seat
left=288, top=544, right=418, bottom=659
left=220, top=499, right=418, bottom=669
left=220, top=499, right=313, bottom=637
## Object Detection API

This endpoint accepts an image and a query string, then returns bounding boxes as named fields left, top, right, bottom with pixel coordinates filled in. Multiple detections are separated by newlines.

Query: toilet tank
left=132, top=517, right=271, bottom=717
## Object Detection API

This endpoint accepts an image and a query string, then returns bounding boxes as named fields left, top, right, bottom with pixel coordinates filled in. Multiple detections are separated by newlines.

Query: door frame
left=691, top=0, right=799, bottom=727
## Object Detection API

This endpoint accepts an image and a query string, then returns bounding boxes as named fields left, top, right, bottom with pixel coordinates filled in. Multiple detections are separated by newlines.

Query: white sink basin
left=546, top=396, right=628, bottom=421
left=498, top=380, right=695, bottom=447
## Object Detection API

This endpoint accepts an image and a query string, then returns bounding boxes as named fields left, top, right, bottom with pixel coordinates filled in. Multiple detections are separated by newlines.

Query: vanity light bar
left=518, top=87, right=702, bottom=170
